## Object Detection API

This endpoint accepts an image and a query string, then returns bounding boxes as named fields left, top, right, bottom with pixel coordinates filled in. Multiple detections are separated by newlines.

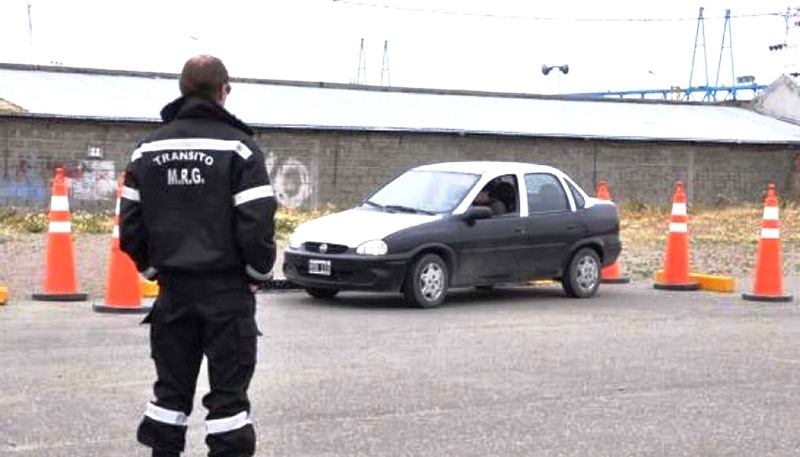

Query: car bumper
left=602, top=239, right=623, bottom=267
left=283, top=250, right=410, bottom=291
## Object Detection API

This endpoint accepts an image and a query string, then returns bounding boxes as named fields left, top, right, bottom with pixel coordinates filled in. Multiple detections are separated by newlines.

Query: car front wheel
left=306, top=287, right=340, bottom=300
left=403, top=253, right=448, bottom=308
left=562, top=248, right=601, bottom=298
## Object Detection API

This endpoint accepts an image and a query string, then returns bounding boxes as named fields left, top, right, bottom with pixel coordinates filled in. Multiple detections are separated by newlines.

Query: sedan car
left=283, top=161, right=621, bottom=308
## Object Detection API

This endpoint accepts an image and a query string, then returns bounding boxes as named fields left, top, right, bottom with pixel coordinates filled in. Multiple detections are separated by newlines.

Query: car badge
left=319, top=243, right=328, bottom=254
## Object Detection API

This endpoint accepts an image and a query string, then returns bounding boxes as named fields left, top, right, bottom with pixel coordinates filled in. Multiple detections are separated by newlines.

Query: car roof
left=412, top=161, right=563, bottom=176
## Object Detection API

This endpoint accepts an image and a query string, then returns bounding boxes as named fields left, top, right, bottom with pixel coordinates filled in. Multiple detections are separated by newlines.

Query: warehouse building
left=2, top=63, right=800, bottom=210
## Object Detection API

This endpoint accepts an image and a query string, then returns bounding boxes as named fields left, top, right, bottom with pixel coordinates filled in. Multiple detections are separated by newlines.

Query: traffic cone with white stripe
left=32, top=168, right=88, bottom=301
left=743, top=184, right=793, bottom=302
left=596, top=181, right=630, bottom=284
left=93, top=173, right=152, bottom=314
left=654, top=180, right=699, bottom=291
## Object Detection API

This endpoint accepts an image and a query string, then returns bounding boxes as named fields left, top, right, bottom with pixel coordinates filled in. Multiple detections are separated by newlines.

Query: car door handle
left=514, top=227, right=524, bottom=233
left=566, top=224, right=578, bottom=230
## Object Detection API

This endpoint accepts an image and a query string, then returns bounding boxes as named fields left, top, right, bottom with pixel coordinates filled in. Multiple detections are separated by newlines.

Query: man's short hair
left=179, top=55, right=229, bottom=100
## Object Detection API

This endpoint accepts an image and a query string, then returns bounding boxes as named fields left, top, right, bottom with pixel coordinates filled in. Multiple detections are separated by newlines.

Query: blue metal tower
left=570, top=7, right=768, bottom=101
left=713, top=10, right=736, bottom=99
left=687, top=7, right=710, bottom=100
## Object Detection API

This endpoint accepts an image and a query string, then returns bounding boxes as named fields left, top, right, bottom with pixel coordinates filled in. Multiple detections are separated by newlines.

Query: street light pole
left=542, top=64, right=569, bottom=94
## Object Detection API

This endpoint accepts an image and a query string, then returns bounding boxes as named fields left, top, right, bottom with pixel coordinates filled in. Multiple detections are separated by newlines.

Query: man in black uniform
left=120, top=54, right=276, bottom=457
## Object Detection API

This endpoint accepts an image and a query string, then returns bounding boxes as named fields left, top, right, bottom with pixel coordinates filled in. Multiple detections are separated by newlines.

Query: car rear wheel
left=562, top=248, right=601, bottom=298
left=403, top=253, right=448, bottom=308
left=306, top=287, right=340, bottom=299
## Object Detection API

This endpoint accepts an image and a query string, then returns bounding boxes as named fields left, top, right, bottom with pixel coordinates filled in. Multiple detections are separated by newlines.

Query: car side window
left=565, top=180, right=585, bottom=209
left=525, top=173, right=569, bottom=213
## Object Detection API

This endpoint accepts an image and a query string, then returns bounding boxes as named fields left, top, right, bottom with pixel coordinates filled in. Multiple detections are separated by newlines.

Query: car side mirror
left=461, top=206, right=493, bottom=224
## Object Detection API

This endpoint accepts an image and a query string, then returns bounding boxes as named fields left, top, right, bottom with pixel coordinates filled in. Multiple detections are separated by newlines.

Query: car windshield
left=365, top=170, right=480, bottom=214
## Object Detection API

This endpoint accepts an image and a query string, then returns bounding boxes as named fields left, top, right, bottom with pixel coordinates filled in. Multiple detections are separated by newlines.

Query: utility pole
left=356, top=38, right=367, bottom=85
left=768, top=7, right=800, bottom=76
left=27, top=1, right=34, bottom=64
left=787, top=7, right=800, bottom=75
left=380, top=40, right=391, bottom=87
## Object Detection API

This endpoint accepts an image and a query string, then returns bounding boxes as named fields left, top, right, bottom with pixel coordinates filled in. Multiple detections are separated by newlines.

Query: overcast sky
left=0, top=0, right=797, bottom=95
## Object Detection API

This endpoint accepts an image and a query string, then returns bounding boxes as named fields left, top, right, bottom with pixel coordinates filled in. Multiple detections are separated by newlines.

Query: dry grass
left=619, top=203, right=800, bottom=280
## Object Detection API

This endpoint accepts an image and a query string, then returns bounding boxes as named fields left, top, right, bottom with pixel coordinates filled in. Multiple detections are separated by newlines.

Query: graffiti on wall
left=0, top=158, right=48, bottom=202
left=0, top=158, right=117, bottom=205
left=266, top=150, right=313, bottom=207
left=1, top=148, right=313, bottom=207
left=70, top=160, right=117, bottom=201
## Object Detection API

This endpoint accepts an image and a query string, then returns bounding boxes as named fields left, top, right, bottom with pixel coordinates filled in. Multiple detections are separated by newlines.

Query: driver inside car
left=473, top=182, right=509, bottom=215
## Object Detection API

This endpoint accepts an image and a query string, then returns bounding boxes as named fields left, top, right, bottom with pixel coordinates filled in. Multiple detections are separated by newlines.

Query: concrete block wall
left=0, top=117, right=152, bottom=210
left=1, top=115, right=797, bottom=211
left=261, top=129, right=796, bottom=209
left=589, top=141, right=795, bottom=206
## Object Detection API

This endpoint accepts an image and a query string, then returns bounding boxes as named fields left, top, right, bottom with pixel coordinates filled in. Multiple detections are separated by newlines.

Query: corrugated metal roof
left=2, top=63, right=800, bottom=145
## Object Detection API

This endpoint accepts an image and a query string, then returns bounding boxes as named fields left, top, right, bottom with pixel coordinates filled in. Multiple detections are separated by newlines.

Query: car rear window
left=565, top=179, right=586, bottom=209
left=525, top=173, right=569, bottom=213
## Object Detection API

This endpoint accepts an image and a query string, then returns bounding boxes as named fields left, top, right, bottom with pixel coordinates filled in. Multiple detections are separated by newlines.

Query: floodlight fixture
left=542, top=64, right=569, bottom=76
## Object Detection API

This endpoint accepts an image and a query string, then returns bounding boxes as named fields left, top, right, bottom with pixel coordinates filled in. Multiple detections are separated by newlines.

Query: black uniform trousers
left=137, top=272, right=260, bottom=457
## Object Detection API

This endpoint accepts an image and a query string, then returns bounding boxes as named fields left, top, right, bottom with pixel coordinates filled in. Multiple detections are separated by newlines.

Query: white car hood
left=292, top=208, right=443, bottom=247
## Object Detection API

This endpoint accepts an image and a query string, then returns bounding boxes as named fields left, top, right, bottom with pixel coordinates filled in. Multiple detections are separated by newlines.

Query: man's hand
left=248, top=270, right=273, bottom=293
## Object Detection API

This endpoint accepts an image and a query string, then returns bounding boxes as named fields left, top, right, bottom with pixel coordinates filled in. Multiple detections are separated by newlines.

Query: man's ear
left=216, top=85, right=228, bottom=106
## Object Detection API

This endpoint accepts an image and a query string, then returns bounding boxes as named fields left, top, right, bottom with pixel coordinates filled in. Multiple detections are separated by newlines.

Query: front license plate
left=308, top=259, right=332, bottom=276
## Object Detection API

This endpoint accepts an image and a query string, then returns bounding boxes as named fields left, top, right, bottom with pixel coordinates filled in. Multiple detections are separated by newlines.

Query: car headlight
left=288, top=233, right=302, bottom=250
left=356, top=240, right=388, bottom=255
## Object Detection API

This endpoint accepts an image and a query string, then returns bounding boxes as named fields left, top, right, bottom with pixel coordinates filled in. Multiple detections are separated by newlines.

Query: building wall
left=754, top=75, right=800, bottom=126
left=1, top=115, right=797, bottom=211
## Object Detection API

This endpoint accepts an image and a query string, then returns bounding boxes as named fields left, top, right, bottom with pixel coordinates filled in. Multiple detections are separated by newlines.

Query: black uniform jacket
left=119, top=95, right=277, bottom=283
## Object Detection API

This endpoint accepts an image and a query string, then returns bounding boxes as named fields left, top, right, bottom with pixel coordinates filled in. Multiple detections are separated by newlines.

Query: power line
left=332, top=0, right=782, bottom=22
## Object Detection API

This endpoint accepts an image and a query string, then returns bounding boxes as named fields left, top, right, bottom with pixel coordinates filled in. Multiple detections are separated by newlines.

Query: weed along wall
left=2, top=115, right=798, bottom=211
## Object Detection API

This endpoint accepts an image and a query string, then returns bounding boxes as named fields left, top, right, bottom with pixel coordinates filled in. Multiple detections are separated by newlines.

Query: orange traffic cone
left=596, top=181, right=612, bottom=201
left=32, top=168, right=88, bottom=301
left=654, top=180, right=699, bottom=291
left=742, top=184, right=793, bottom=302
left=93, top=173, right=152, bottom=314
left=596, top=181, right=630, bottom=284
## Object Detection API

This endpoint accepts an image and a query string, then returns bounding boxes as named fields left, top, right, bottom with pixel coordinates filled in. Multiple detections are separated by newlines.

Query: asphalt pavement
left=1, top=280, right=799, bottom=456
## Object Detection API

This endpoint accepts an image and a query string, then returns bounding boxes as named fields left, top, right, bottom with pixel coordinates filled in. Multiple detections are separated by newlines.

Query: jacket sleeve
left=232, top=139, right=277, bottom=282
left=119, top=155, right=153, bottom=277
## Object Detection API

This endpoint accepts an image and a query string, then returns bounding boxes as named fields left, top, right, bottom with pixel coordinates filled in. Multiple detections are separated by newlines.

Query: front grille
left=303, top=242, right=349, bottom=254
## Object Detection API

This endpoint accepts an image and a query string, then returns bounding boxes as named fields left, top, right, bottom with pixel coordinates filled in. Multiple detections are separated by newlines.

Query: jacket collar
left=160, top=95, right=254, bottom=136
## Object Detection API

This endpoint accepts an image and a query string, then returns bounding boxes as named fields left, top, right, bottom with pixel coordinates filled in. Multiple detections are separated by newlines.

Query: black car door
left=452, top=174, right=526, bottom=285
left=519, top=173, right=587, bottom=278
left=454, top=216, right=526, bottom=285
